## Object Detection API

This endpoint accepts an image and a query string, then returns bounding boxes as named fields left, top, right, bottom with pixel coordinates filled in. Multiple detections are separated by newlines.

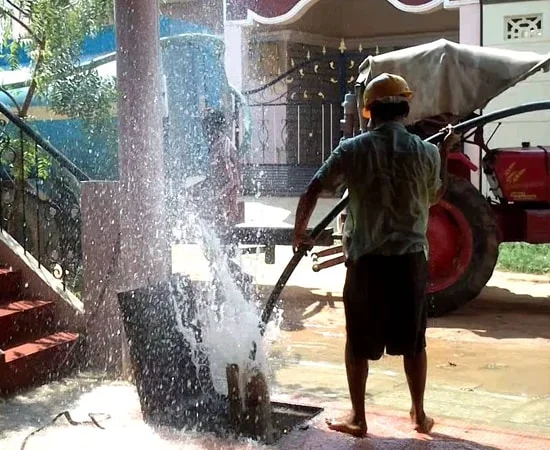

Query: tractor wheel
left=427, top=175, right=499, bottom=317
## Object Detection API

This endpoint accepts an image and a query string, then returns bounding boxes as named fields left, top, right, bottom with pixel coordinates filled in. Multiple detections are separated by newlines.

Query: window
left=505, top=14, right=543, bottom=40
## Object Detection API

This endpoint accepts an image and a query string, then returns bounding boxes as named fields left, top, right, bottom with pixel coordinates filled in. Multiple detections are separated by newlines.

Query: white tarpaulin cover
left=356, top=39, right=550, bottom=125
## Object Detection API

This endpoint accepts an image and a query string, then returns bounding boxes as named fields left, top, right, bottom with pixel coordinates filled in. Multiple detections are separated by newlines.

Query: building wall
left=233, top=0, right=460, bottom=173
left=483, top=0, right=550, bottom=148
left=161, top=0, right=224, bottom=34
left=274, top=0, right=458, bottom=39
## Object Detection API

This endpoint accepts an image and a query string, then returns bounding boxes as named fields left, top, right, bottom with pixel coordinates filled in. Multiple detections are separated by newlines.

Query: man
left=201, top=108, right=242, bottom=237
left=200, top=108, right=253, bottom=292
left=293, top=73, right=460, bottom=438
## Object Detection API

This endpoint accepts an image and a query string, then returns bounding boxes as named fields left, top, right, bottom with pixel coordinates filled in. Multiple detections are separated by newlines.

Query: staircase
left=0, top=267, right=79, bottom=394
left=0, top=99, right=88, bottom=395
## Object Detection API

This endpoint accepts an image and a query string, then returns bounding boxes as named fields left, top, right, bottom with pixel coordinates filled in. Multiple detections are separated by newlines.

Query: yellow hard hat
left=362, top=73, right=413, bottom=119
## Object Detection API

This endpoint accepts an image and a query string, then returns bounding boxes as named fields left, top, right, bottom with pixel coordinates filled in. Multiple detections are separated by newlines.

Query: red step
left=0, top=331, right=79, bottom=393
left=0, top=268, right=22, bottom=300
left=0, top=299, right=55, bottom=348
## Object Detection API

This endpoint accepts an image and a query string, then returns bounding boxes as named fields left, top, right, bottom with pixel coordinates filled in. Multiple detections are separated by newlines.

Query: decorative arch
left=225, top=0, right=446, bottom=25
left=387, top=0, right=444, bottom=13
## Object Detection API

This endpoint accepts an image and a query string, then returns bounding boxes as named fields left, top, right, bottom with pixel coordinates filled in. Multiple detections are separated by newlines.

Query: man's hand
left=440, top=125, right=461, bottom=152
left=292, top=232, right=314, bottom=254
left=293, top=179, right=323, bottom=254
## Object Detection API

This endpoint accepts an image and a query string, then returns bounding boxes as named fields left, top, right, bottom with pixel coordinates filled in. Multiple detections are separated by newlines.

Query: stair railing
left=0, top=100, right=90, bottom=296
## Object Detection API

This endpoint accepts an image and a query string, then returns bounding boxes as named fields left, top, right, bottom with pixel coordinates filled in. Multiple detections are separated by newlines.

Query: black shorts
left=343, top=252, right=428, bottom=360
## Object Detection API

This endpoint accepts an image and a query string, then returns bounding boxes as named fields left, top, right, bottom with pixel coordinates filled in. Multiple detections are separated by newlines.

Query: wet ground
left=257, top=249, right=550, bottom=436
left=1, top=197, right=549, bottom=449
left=1, top=251, right=549, bottom=449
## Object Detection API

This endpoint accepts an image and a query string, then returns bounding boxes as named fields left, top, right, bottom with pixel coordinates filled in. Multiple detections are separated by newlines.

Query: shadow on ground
left=255, top=284, right=340, bottom=332
left=277, top=426, right=501, bottom=450
left=431, top=285, right=550, bottom=341
left=255, top=280, right=550, bottom=341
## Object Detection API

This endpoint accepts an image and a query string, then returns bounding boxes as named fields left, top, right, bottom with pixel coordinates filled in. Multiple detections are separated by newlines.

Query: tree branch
left=0, top=5, right=43, bottom=44
left=4, top=0, right=29, bottom=17
left=0, top=86, right=21, bottom=114
left=20, top=40, right=44, bottom=117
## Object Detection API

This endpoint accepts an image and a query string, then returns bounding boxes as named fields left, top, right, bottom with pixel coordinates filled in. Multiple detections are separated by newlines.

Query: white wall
left=483, top=0, right=550, bottom=148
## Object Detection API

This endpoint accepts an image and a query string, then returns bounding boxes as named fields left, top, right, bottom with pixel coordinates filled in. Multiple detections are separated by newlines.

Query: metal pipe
left=312, top=245, right=343, bottom=260
left=427, top=101, right=550, bottom=143
left=297, top=105, right=301, bottom=165
left=330, top=103, right=334, bottom=149
left=313, top=255, right=346, bottom=272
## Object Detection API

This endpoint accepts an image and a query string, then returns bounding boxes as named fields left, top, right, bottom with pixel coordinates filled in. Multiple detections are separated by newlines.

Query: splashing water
left=170, top=209, right=281, bottom=395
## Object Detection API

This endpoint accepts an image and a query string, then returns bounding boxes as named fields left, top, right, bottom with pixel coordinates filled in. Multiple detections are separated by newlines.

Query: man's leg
left=326, top=339, right=369, bottom=437
left=404, top=349, right=433, bottom=433
left=386, top=252, right=433, bottom=434
left=326, top=257, right=382, bottom=438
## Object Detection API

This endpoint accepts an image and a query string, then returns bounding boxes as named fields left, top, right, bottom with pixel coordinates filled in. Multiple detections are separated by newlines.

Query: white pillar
left=224, top=23, right=248, bottom=90
left=459, top=2, right=482, bottom=190
left=459, top=2, right=481, bottom=45
left=115, top=0, right=170, bottom=290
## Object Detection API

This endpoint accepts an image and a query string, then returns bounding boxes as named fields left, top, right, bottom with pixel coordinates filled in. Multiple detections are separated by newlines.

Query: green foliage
left=48, top=64, right=118, bottom=176
left=21, top=140, right=51, bottom=179
left=0, top=136, right=51, bottom=180
left=0, top=0, right=117, bottom=177
left=497, top=243, right=550, bottom=275
left=28, top=0, right=113, bottom=86
left=8, top=40, right=19, bottom=69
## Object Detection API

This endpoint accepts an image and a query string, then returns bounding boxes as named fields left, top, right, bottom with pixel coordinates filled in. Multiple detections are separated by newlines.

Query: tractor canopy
left=356, top=39, right=550, bottom=127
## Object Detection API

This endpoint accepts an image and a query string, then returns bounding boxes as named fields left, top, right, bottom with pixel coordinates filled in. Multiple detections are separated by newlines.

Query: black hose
left=260, top=195, right=349, bottom=328
left=249, top=100, right=550, bottom=361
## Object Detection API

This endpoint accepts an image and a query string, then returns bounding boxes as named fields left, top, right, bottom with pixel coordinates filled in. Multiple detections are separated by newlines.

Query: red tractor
left=313, top=39, right=550, bottom=317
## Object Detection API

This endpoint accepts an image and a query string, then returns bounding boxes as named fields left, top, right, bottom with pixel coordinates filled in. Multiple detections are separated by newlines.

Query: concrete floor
left=1, top=262, right=549, bottom=449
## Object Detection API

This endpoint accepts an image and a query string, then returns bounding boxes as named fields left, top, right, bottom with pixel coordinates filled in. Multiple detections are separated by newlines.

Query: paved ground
left=1, top=257, right=549, bottom=449
left=0, top=196, right=549, bottom=449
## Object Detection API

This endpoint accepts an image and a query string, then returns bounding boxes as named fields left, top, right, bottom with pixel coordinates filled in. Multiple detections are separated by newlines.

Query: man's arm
left=293, top=178, right=324, bottom=252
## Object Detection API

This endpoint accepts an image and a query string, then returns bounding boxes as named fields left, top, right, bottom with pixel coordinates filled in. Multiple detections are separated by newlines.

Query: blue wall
left=0, top=17, right=210, bottom=69
left=0, top=17, right=228, bottom=181
left=163, top=35, right=229, bottom=181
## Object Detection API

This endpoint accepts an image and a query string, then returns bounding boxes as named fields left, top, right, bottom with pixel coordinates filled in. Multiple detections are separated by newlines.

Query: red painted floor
left=263, top=396, right=550, bottom=450
left=150, top=402, right=550, bottom=449
left=276, top=408, right=550, bottom=449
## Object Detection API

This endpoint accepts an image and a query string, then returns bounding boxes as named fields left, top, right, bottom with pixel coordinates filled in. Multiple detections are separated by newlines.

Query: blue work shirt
left=314, top=121, right=441, bottom=261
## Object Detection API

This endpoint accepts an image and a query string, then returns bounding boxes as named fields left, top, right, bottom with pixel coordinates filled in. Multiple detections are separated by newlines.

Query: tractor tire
left=427, top=175, right=499, bottom=317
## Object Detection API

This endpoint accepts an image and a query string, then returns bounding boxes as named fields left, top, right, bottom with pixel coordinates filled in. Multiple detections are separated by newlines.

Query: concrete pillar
left=458, top=2, right=483, bottom=190
left=115, top=0, right=170, bottom=290
left=81, top=181, right=123, bottom=373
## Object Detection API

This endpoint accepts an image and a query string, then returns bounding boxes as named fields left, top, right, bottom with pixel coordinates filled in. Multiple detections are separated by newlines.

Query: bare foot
left=326, top=413, right=367, bottom=438
left=410, top=410, right=434, bottom=434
